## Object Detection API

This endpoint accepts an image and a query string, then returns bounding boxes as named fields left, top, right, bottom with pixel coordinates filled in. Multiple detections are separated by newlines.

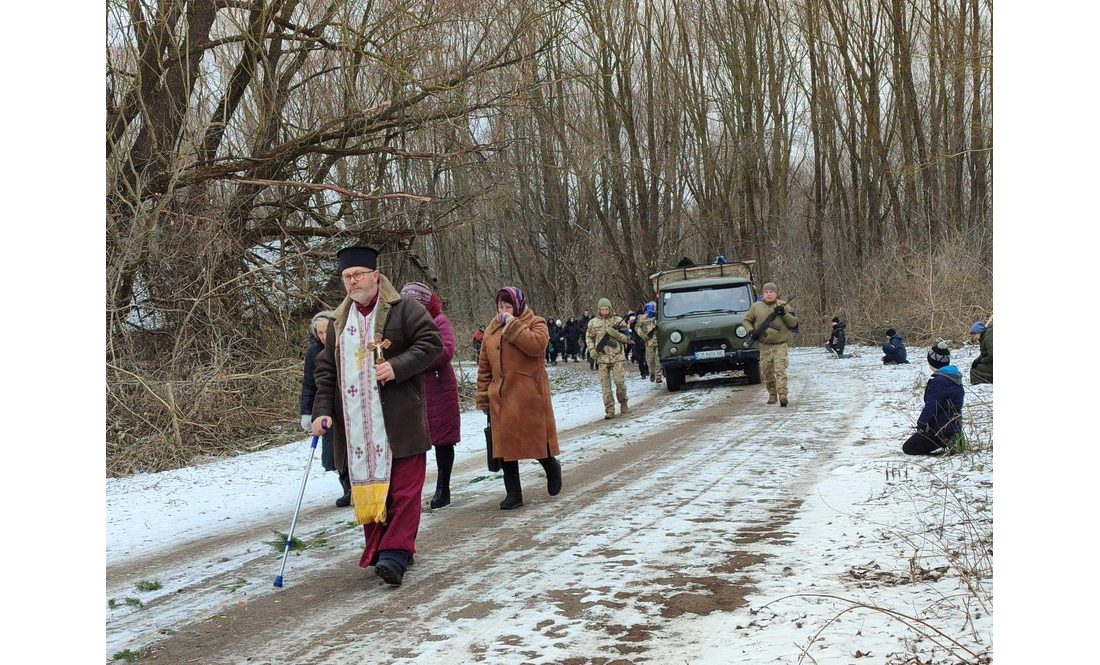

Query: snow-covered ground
left=106, top=347, right=993, bottom=663
left=106, top=359, right=650, bottom=566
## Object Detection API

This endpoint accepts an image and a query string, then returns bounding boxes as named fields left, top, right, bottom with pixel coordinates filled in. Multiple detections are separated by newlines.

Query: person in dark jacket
left=882, top=329, right=908, bottom=364
left=630, top=309, right=649, bottom=378
left=970, top=318, right=992, bottom=384
left=564, top=316, right=582, bottom=361
left=579, top=310, right=594, bottom=369
left=902, top=342, right=966, bottom=455
left=311, top=247, right=443, bottom=586
left=546, top=317, right=562, bottom=364
left=300, top=310, right=339, bottom=498
left=826, top=317, right=847, bottom=357
left=473, top=325, right=484, bottom=359
left=401, top=282, right=461, bottom=509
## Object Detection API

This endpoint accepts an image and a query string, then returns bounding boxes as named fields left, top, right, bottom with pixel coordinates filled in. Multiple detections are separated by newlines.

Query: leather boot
left=779, top=395, right=789, bottom=407
left=336, top=472, right=351, bottom=507
left=499, top=461, right=523, bottom=510
left=431, top=444, right=454, bottom=509
left=539, top=456, right=562, bottom=496
left=767, top=394, right=778, bottom=404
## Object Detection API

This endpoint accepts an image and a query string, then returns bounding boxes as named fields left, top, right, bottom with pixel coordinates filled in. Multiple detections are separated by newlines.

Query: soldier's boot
left=619, top=401, right=629, bottom=415
left=779, top=395, right=789, bottom=407
left=538, top=456, right=563, bottom=496
left=336, top=472, right=352, bottom=507
left=767, top=394, right=778, bottom=405
left=499, top=461, right=523, bottom=510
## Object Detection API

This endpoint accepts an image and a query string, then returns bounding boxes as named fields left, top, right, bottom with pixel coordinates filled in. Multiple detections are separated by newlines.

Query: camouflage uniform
left=743, top=297, right=798, bottom=404
left=633, top=313, right=662, bottom=382
left=587, top=301, right=630, bottom=418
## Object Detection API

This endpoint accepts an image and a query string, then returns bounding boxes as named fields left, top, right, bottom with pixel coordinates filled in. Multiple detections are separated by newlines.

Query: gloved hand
left=301, top=414, right=312, bottom=433
left=498, top=311, right=514, bottom=325
left=774, top=305, right=786, bottom=316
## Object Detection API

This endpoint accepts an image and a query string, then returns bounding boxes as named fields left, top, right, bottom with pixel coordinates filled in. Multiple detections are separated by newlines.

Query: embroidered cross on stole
left=338, top=305, right=391, bottom=525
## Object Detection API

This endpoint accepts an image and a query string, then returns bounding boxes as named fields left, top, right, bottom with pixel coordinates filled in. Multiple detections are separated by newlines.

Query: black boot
left=375, top=549, right=410, bottom=586
left=431, top=444, right=454, bottom=509
left=499, top=461, right=523, bottom=510
left=539, top=456, right=562, bottom=496
left=336, top=471, right=351, bottom=507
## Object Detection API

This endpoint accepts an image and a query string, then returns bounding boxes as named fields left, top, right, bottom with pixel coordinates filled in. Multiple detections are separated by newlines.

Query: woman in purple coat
left=401, top=282, right=461, bottom=508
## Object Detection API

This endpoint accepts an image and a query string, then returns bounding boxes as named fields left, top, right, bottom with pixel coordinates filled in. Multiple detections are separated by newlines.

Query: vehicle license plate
left=694, top=350, right=725, bottom=360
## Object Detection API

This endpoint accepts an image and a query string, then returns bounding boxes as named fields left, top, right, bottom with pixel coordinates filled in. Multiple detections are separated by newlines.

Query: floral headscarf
left=496, top=286, right=527, bottom=316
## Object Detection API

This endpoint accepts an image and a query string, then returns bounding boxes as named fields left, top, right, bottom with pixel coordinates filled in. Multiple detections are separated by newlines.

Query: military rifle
left=744, top=295, right=797, bottom=348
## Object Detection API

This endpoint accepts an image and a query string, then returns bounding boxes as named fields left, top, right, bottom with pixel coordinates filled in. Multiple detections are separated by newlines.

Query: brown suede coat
left=476, top=307, right=560, bottom=461
left=312, top=275, right=443, bottom=471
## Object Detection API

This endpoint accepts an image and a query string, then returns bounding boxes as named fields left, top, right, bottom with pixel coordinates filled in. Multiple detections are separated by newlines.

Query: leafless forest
left=106, top=0, right=992, bottom=475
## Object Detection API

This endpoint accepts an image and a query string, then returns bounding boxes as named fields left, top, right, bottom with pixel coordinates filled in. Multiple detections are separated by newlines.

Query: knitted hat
left=970, top=321, right=986, bottom=334
left=831, top=316, right=840, bottom=324
left=400, top=282, right=433, bottom=305
left=762, top=282, right=778, bottom=293
left=886, top=328, right=897, bottom=338
left=598, top=297, right=612, bottom=310
left=927, top=341, right=951, bottom=369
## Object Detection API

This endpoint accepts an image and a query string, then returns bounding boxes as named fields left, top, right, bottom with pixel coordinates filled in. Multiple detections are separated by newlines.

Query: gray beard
left=350, top=288, right=377, bottom=305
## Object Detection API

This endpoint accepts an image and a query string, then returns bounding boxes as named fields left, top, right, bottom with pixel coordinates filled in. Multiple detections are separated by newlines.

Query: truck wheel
left=666, top=370, right=684, bottom=392
left=744, top=359, right=762, bottom=384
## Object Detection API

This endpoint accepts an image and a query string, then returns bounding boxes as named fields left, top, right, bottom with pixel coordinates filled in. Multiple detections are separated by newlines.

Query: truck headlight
left=670, top=331, right=682, bottom=343
left=670, top=347, right=678, bottom=355
left=735, top=326, right=747, bottom=338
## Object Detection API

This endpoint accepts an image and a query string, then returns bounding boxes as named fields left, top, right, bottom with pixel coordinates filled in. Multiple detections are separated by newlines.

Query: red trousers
left=359, top=452, right=426, bottom=567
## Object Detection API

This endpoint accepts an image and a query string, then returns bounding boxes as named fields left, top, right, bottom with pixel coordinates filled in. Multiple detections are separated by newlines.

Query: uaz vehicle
left=651, top=261, right=762, bottom=392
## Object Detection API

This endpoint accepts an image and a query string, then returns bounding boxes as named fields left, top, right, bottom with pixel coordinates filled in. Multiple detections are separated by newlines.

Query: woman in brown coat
left=476, top=286, right=562, bottom=509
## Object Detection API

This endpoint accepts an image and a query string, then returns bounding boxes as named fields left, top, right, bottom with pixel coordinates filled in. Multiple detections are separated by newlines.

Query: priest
left=311, top=246, right=443, bottom=586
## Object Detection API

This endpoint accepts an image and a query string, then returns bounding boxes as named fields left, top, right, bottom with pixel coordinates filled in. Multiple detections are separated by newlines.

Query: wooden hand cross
left=366, top=333, right=391, bottom=363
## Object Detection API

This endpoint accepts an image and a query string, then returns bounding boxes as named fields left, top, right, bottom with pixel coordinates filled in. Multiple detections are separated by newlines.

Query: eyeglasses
left=342, top=269, right=376, bottom=285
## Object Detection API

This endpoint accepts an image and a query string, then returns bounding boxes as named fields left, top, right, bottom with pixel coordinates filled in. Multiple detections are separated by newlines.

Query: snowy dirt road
left=107, top=349, right=993, bottom=664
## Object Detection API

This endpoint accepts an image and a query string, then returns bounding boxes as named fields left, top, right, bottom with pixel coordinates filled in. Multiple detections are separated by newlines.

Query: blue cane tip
left=274, top=576, right=283, bottom=587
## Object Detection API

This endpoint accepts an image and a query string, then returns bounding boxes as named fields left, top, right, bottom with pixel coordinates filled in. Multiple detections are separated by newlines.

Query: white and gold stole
left=337, top=305, right=390, bottom=525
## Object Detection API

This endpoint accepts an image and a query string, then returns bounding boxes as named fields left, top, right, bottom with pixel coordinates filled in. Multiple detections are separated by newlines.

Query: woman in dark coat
left=476, top=287, right=562, bottom=510
left=299, top=310, right=340, bottom=502
left=401, top=283, right=461, bottom=509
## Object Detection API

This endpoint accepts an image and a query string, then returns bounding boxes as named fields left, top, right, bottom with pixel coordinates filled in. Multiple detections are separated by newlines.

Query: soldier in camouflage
left=633, top=302, right=662, bottom=385
left=586, top=297, right=631, bottom=419
left=742, top=281, right=798, bottom=406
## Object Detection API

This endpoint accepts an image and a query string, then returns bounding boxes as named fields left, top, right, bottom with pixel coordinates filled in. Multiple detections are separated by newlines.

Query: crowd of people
left=296, top=245, right=993, bottom=587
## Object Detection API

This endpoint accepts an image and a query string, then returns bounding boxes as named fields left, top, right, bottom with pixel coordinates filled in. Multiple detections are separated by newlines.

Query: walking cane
left=274, top=418, right=329, bottom=588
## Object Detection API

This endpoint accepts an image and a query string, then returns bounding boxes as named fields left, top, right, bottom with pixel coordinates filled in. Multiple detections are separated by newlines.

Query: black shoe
left=780, top=396, right=789, bottom=407
left=430, top=486, right=450, bottom=509
left=336, top=492, right=351, bottom=508
left=499, top=493, right=524, bottom=510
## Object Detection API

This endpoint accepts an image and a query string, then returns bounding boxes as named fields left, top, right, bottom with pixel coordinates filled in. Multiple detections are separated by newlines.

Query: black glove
left=774, top=305, right=786, bottom=316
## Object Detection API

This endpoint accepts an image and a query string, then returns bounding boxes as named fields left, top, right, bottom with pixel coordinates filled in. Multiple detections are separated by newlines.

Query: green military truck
left=650, top=261, right=762, bottom=392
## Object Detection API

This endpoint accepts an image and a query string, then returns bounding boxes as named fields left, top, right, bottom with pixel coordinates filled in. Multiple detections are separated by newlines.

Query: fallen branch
left=224, top=176, right=432, bottom=203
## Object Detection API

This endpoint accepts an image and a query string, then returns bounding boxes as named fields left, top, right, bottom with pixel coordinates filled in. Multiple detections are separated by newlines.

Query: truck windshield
left=662, top=285, right=753, bottom=318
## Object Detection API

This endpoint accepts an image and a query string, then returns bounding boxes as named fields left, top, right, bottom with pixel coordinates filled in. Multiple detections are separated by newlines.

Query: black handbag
left=484, top=416, right=502, bottom=473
